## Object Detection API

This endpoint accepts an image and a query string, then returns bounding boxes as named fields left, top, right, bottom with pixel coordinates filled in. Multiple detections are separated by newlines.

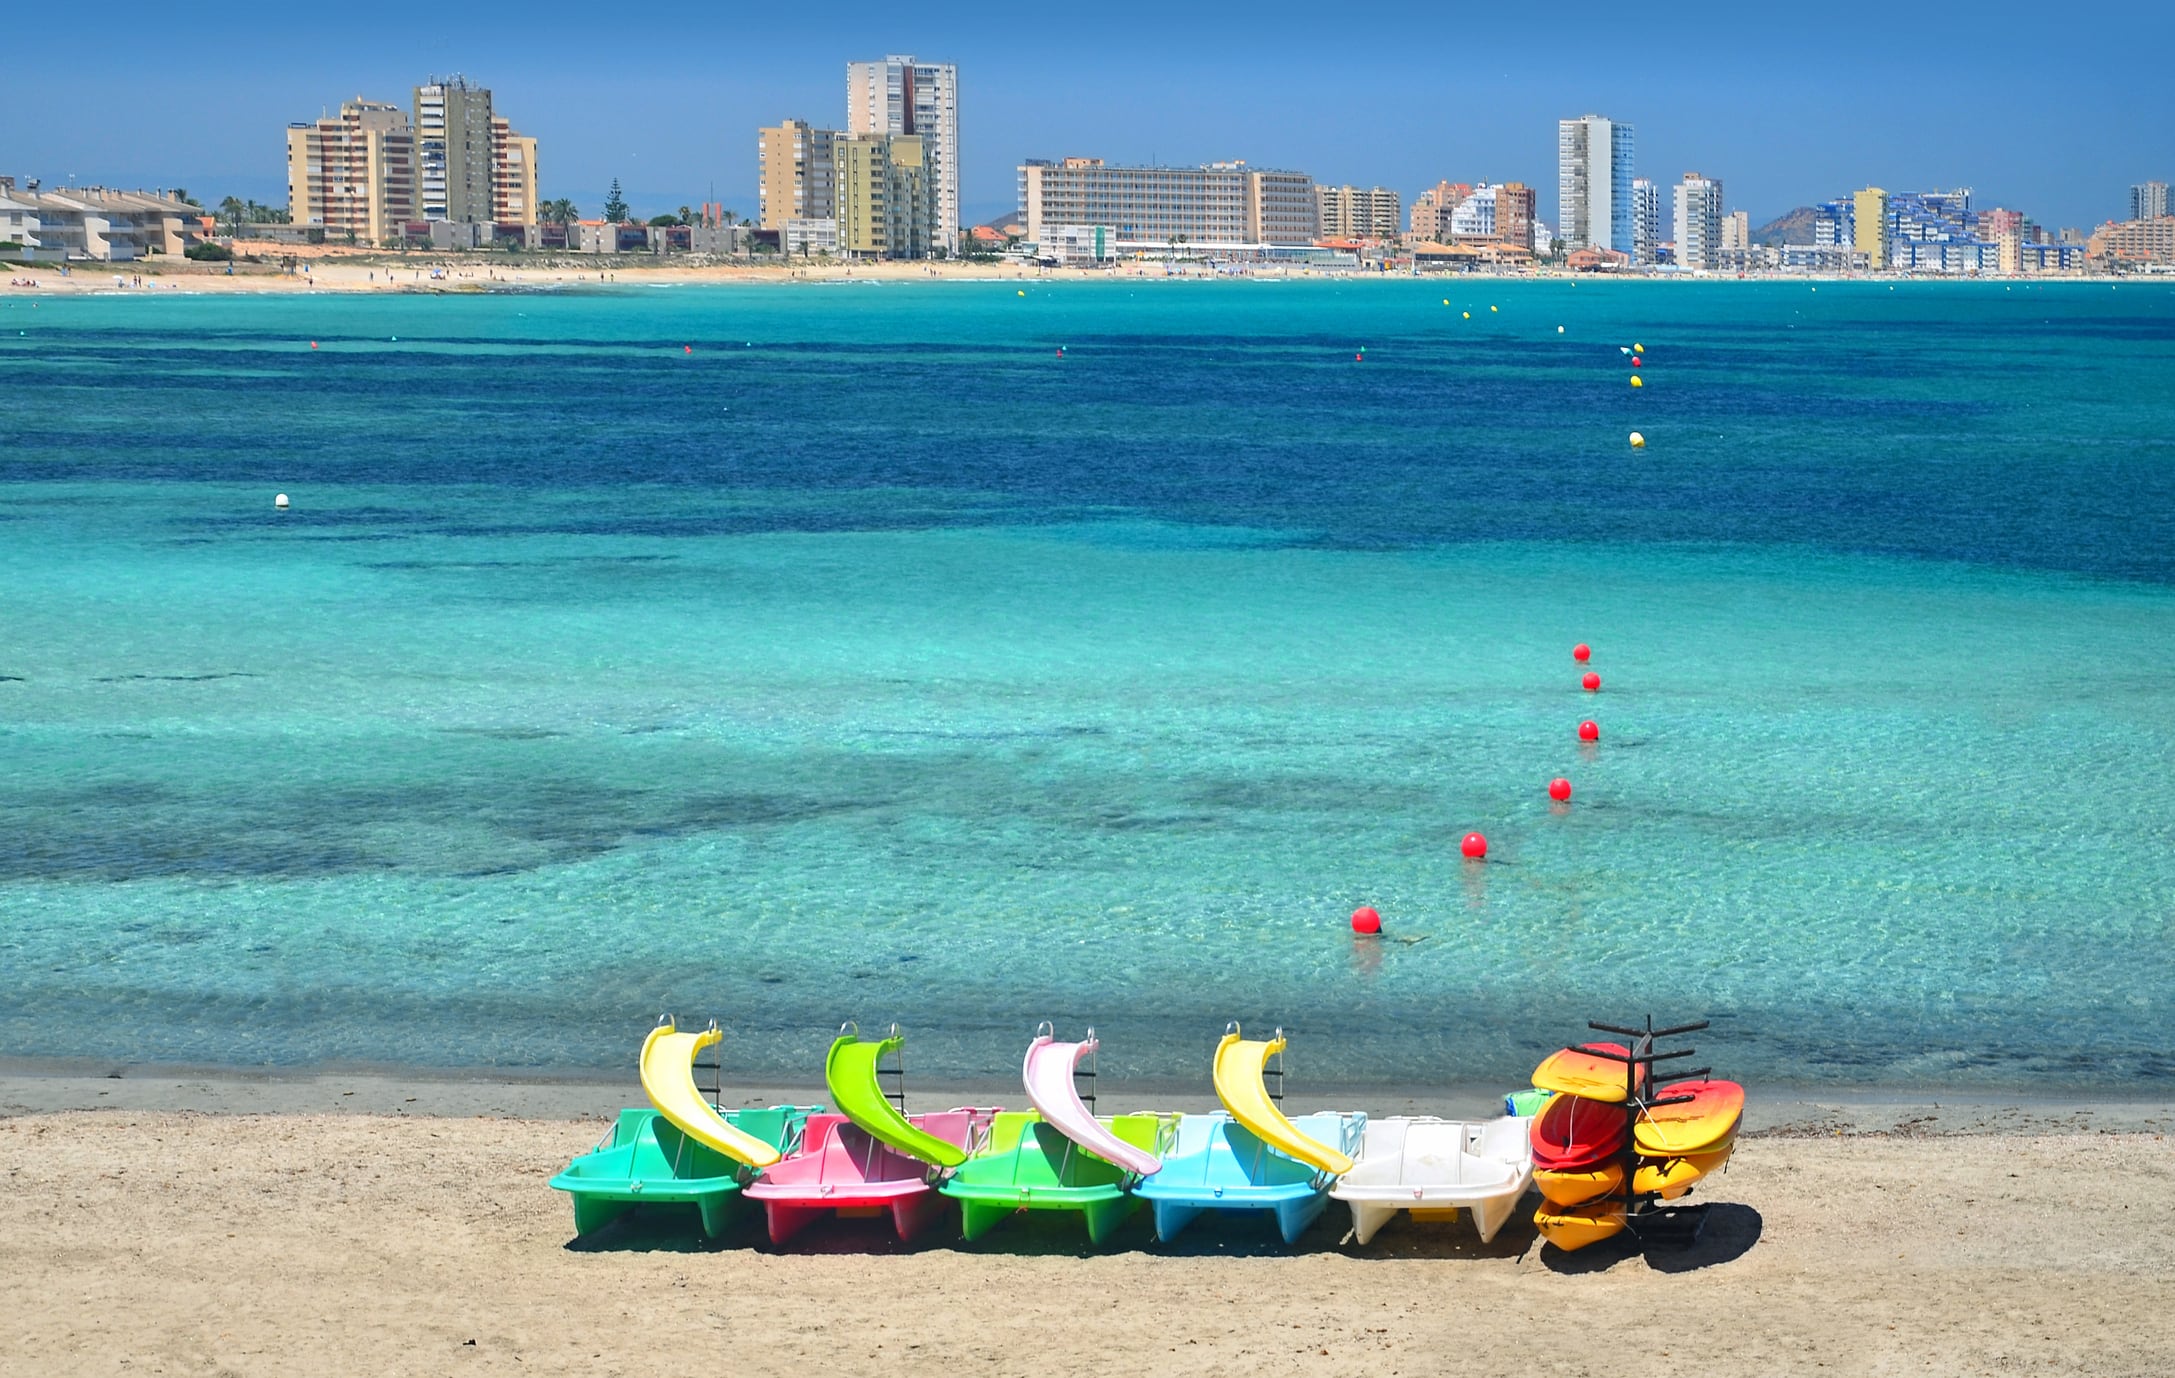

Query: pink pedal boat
left=744, top=1023, right=997, bottom=1245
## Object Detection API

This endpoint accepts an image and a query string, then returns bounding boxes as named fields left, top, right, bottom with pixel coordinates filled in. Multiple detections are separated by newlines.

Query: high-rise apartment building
left=287, top=99, right=417, bottom=245
left=1673, top=173, right=1724, bottom=270
left=1631, top=178, right=1660, bottom=264
left=758, top=119, right=839, bottom=229
left=847, top=56, right=958, bottom=253
left=1315, top=185, right=1401, bottom=240
left=1719, top=209, right=1751, bottom=252
left=490, top=116, right=538, bottom=225
left=2131, top=181, right=2170, bottom=221
left=834, top=133, right=931, bottom=259
left=1559, top=114, right=1634, bottom=253
left=1018, top=158, right=1318, bottom=248
left=1853, top=187, right=1891, bottom=270
left=415, top=77, right=496, bottom=223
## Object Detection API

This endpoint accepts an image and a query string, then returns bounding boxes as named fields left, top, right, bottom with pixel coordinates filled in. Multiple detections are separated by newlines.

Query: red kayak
left=1529, top=1092, right=1628, bottom=1171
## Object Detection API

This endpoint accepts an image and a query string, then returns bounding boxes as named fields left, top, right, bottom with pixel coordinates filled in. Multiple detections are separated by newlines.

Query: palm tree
left=218, top=196, right=245, bottom=233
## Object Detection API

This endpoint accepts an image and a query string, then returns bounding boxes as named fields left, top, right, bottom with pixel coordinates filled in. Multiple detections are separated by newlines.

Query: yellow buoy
left=1490, top=305, right=1498, bottom=312
left=1462, top=311, right=1470, bottom=319
left=1629, top=432, right=1645, bottom=448
left=1630, top=376, right=1644, bottom=388
left=1016, top=289, right=1025, bottom=297
left=1443, top=299, right=1449, bottom=305
left=1634, top=342, right=1644, bottom=351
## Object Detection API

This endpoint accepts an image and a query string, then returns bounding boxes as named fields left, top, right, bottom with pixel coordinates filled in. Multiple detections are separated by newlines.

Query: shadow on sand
left=1538, top=1202, right=1764, bottom=1274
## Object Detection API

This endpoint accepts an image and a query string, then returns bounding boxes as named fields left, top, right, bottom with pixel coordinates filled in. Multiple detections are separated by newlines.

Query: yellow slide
left=638, top=1021, right=783, bottom=1169
left=1212, top=1028, right=1355, bottom=1175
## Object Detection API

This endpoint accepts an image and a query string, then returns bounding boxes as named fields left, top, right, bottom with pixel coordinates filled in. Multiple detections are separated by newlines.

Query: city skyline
left=13, top=3, right=2171, bottom=233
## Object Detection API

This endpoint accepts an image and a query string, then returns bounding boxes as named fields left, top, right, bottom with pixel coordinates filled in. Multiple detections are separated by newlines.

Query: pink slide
left=1022, top=1031, right=1163, bottom=1177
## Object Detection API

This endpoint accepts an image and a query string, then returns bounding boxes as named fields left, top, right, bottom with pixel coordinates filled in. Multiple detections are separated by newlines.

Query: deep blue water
left=3, top=278, right=2173, bottom=1092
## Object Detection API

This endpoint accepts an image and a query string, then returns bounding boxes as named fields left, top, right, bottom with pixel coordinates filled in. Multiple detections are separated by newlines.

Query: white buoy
left=274, top=493, right=290, bottom=509
left=1629, top=432, right=1646, bottom=449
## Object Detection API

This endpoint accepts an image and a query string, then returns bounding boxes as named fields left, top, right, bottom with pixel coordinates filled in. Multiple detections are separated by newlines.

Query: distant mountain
left=1754, top=206, right=1820, bottom=246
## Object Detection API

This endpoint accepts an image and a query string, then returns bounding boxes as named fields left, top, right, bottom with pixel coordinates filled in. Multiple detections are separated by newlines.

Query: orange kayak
left=1534, top=1198, right=1626, bottom=1252
left=1531, top=1044, right=1632, bottom=1103
left=1534, top=1159, right=1623, bottom=1207
left=1634, top=1080, right=1744, bottom=1157
left=1632, top=1139, right=1734, bottom=1199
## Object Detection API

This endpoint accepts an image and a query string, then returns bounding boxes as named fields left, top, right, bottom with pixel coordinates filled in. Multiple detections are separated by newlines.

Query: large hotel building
left=1018, top=158, right=1319, bottom=250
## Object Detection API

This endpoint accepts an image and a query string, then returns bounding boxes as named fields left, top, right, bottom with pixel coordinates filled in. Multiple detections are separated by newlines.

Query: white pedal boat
left=1330, top=1115, right=1533, bottom=1244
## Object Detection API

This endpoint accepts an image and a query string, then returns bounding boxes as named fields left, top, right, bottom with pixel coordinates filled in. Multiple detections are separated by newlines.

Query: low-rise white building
left=0, top=178, right=202, bottom=261
left=783, top=217, right=840, bottom=256
left=1036, top=224, right=1115, bottom=264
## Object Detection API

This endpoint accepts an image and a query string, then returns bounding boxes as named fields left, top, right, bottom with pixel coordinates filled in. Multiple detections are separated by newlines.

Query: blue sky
left=15, top=5, right=2169, bottom=232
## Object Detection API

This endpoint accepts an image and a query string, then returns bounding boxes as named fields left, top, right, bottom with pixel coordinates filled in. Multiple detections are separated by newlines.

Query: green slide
left=825, top=1030, right=970, bottom=1169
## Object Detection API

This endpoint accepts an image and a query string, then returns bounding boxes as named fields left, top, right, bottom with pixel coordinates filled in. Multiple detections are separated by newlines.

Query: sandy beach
left=5, top=1072, right=2172, bottom=1377
left=0, top=244, right=1337, bottom=296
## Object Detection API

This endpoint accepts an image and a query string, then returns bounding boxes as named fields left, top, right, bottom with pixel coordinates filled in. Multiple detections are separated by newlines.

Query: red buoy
left=1548, top=778, right=1572, bottom=802
left=1572, top=643, right=1591, bottom=663
left=1461, top=831, right=1488, bottom=859
left=1582, top=672, right=1602, bottom=692
left=1578, top=719, right=1600, bottom=742
left=310, top=341, right=318, bottom=350
left=1632, top=355, right=1643, bottom=366
left=1350, top=906, right=1382, bottom=935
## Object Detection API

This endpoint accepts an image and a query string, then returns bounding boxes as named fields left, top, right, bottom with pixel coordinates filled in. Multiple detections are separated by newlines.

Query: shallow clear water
left=4, top=279, right=2173, bottom=1090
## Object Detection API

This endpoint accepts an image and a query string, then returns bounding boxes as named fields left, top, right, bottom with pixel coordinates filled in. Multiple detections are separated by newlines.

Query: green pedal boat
left=942, top=1027, right=1179, bottom=1246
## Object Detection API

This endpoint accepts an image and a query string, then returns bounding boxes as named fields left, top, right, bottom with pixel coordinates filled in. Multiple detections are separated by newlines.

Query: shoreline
left=3, top=250, right=2147, bottom=297
left=6, top=1059, right=2170, bottom=1135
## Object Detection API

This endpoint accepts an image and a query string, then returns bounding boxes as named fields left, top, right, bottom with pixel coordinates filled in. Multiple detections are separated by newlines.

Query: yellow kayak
left=1533, top=1159, right=1623, bottom=1207
left=1530, top=1044, right=1630, bottom=1103
left=1632, top=1140, right=1734, bottom=1199
left=1634, top=1080, right=1744, bottom=1157
left=1534, top=1198, right=1626, bottom=1252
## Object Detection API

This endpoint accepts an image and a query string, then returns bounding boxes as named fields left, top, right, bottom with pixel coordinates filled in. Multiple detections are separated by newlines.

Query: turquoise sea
left=4, top=278, right=2173, bottom=1091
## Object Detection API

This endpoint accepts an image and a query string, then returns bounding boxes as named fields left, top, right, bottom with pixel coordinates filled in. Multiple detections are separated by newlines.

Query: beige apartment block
left=1316, top=184, right=1401, bottom=240
left=758, top=120, right=838, bottom=230
left=287, top=99, right=416, bottom=245
left=1409, top=181, right=1473, bottom=240
left=490, top=117, right=538, bottom=225
left=1853, top=187, right=1890, bottom=270
left=1494, top=182, right=1536, bottom=251
left=834, top=133, right=931, bottom=259
left=2088, top=215, right=2175, bottom=265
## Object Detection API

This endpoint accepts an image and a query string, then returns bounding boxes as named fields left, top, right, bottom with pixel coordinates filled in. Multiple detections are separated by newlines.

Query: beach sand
left=5, top=1075, right=2172, bottom=1377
